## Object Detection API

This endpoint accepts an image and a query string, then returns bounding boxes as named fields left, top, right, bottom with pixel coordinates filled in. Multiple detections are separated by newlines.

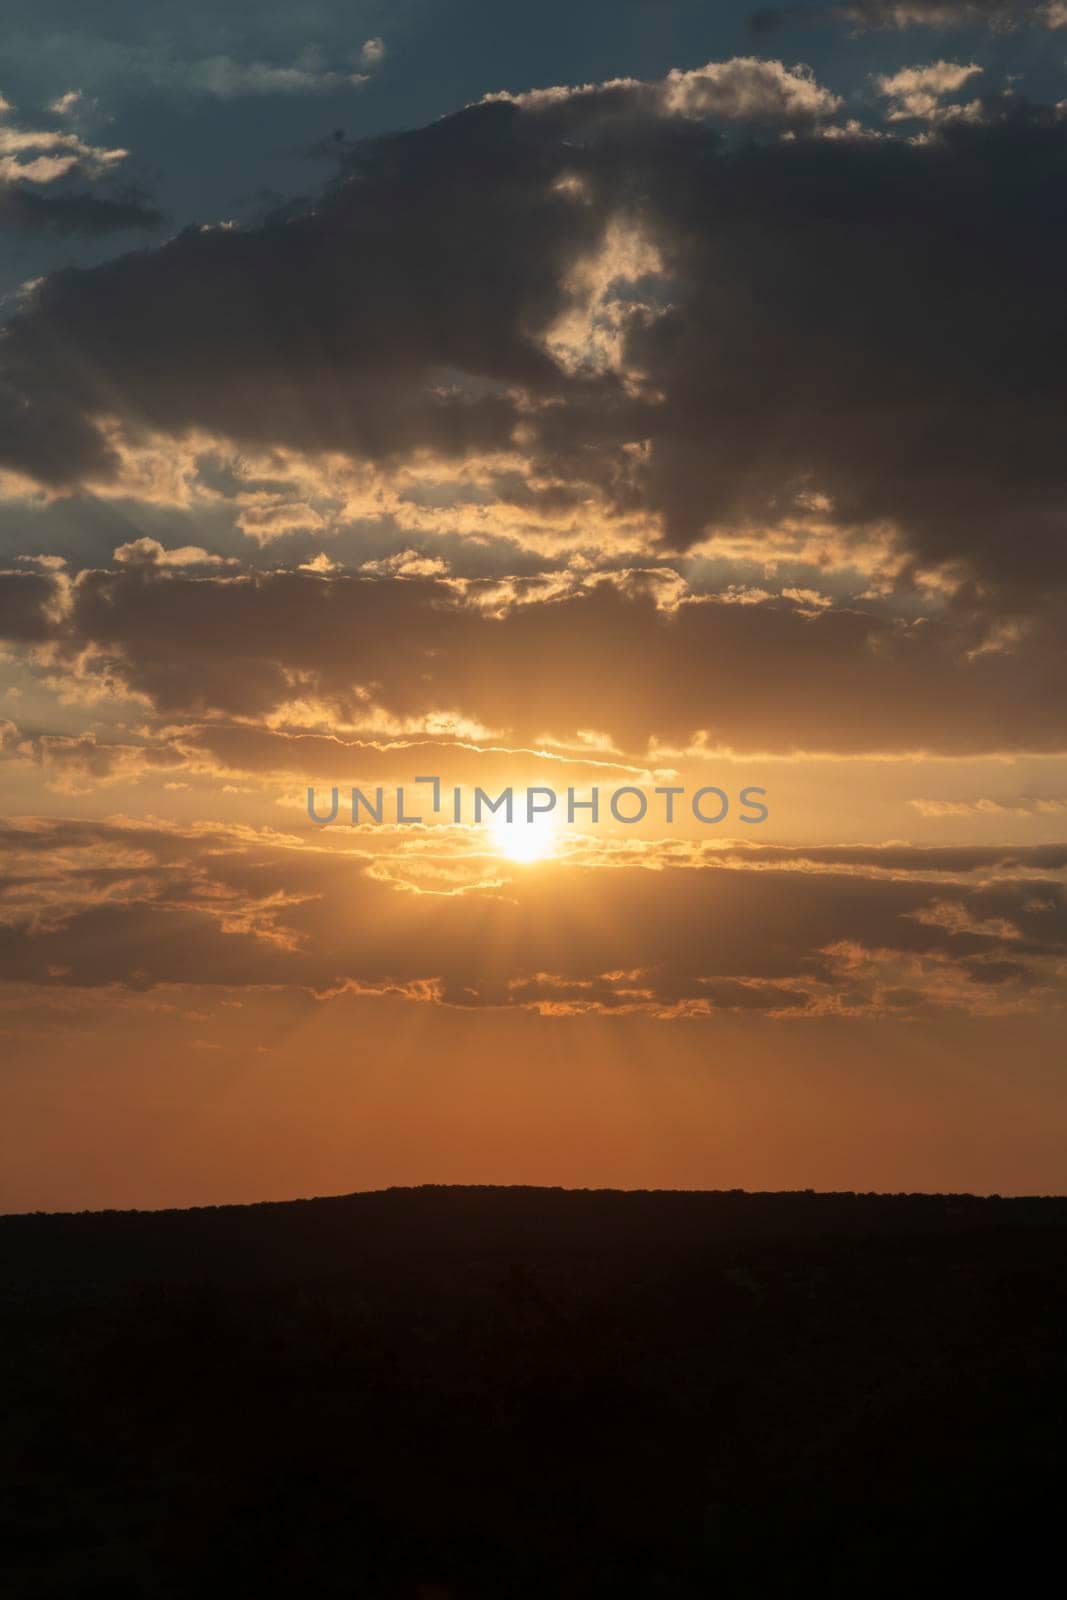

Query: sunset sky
left=2, top=0, right=1066, bottom=1210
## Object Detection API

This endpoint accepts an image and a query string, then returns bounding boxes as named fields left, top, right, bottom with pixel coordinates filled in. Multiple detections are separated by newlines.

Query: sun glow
left=490, top=814, right=557, bottom=863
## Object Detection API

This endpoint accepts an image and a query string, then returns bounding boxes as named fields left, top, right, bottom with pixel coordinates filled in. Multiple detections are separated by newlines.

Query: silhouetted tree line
left=2, top=1187, right=1066, bottom=1596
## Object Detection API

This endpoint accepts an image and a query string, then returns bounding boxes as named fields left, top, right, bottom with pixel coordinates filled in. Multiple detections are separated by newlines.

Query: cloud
left=910, top=796, right=1067, bottom=815
left=0, top=818, right=1061, bottom=1017
left=492, top=58, right=842, bottom=124
left=0, top=568, right=66, bottom=639
left=877, top=61, right=983, bottom=122
left=179, top=52, right=371, bottom=98
left=0, top=711, right=668, bottom=797
left=750, top=2, right=1067, bottom=33
left=0, top=92, right=160, bottom=233
left=661, top=58, right=842, bottom=120
left=48, top=90, right=84, bottom=117
left=66, top=38, right=391, bottom=101
left=360, top=549, right=451, bottom=577
left=0, top=182, right=162, bottom=233
left=1, top=71, right=1067, bottom=605
left=359, top=38, right=387, bottom=68
left=2, top=563, right=1066, bottom=757
left=0, top=723, right=187, bottom=791
left=111, top=537, right=229, bottom=568
left=0, top=112, right=127, bottom=184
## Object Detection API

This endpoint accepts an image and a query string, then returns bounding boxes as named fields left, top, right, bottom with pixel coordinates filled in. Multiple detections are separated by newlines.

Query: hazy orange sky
left=2, top=0, right=1066, bottom=1209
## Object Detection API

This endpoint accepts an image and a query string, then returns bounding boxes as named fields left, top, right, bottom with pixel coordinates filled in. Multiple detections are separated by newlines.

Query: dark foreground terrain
left=3, top=1186, right=1066, bottom=1597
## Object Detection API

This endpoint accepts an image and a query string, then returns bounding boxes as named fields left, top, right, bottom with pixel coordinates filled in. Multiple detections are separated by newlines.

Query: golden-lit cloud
left=3, top=563, right=1065, bottom=759
left=0, top=817, right=1062, bottom=1021
left=4, top=71, right=1067, bottom=604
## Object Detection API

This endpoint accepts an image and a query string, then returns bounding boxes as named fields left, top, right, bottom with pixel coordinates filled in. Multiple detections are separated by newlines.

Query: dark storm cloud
left=0, top=819, right=1062, bottom=1016
left=4, top=565, right=1065, bottom=756
left=0, top=99, right=588, bottom=485
left=2, top=76, right=1067, bottom=602
left=749, top=1, right=1066, bottom=32
left=0, top=568, right=63, bottom=639
left=0, top=180, right=162, bottom=235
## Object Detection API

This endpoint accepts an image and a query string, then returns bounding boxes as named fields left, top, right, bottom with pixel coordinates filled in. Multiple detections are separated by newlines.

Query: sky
left=2, top=0, right=1066, bottom=1210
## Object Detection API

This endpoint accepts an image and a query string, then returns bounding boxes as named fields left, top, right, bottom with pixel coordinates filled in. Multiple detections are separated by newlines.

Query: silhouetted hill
left=3, top=1187, right=1067, bottom=1597
left=4, top=1183, right=1067, bottom=1295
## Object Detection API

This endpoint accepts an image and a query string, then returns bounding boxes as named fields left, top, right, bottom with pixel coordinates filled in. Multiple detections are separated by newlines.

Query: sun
left=490, top=814, right=557, bottom=863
